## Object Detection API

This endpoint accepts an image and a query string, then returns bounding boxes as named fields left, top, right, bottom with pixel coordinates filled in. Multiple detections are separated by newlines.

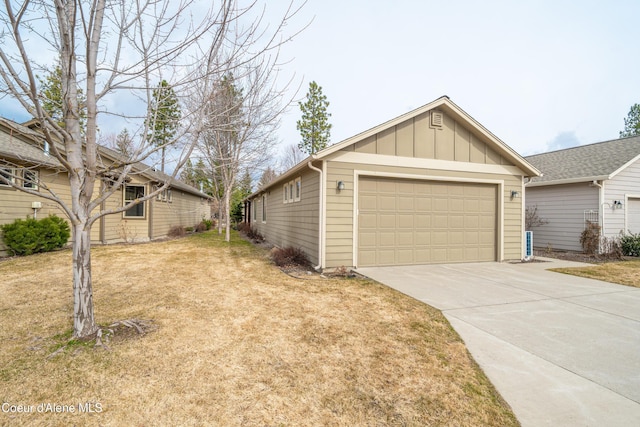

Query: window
left=167, top=189, right=172, bottom=203
left=0, top=168, right=14, bottom=187
left=283, top=184, right=288, bottom=203
left=22, top=169, right=38, bottom=190
left=43, top=141, right=50, bottom=156
left=124, top=185, right=145, bottom=218
left=294, top=177, right=301, bottom=202
left=253, top=198, right=257, bottom=222
left=289, top=181, right=294, bottom=201
left=262, top=194, right=267, bottom=222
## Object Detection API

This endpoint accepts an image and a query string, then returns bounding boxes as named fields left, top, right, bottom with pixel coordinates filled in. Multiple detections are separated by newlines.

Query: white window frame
left=289, top=181, right=294, bottom=202
left=123, top=184, right=146, bottom=218
left=22, top=169, right=38, bottom=190
left=167, top=188, right=173, bottom=203
left=283, top=183, right=289, bottom=204
left=262, top=194, right=267, bottom=223
left=294, top=177, right=301, bottom=202
left=0, top=167, right=14, bottom=187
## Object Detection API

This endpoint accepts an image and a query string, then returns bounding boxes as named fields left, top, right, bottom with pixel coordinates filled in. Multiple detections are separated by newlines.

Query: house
left=525, top=135, right=640, bottom=251
left=246, top=96, right=540, bottom=269
left=0, top=117, right=211, bottom=256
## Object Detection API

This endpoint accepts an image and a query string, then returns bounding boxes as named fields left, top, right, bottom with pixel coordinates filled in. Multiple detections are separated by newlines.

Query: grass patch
left=550, top=259, right=640, bottom=287
left=0, top=230, right=518, bottom=426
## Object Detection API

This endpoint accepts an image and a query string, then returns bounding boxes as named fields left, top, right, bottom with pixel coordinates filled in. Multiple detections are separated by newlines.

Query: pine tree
left=146, top=80, right=181, bottom=172
left=296, top=81, right=332, bottom=155
left=114, top=128, right=134, bottom=157
left=620, top=104, right=640, bottom=138
left=37, top=65, right=87, bottom=132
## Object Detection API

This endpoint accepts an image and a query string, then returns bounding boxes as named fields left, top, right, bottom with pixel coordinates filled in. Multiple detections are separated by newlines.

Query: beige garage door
left=358, top=176, right=497, bottom=267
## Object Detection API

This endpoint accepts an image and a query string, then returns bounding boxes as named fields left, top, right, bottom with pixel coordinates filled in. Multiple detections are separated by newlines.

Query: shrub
left=270, top=246, right=310, bottom=268
left=599, top=236, right=623, bottom=260
left=168, top=225, right=186, bottom=238
left=195, top=221, right=208, bottom=233
left=246, top=227, right=263, bottom=242
left=202, top=219, right=213, bottom=230
left=580, top=221, right=600, bottom=255
left=620, top=232, right=640, bottom=257
left=0, top=215, right=70, bottom=256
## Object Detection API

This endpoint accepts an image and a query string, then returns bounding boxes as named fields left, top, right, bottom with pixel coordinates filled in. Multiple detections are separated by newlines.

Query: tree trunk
left=72, top=223, right=97, bottom=339
left=217, top=201, right=223, bottom=235
left=224, top=189, right=231, bottom=242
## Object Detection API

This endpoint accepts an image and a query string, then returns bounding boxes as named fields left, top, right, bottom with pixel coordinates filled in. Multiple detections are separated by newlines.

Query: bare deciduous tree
left=279, top=143, right=305, bottom=171
left=197, top=56, right=291, bottom=242
left=0, top=0, right=303, bottom=338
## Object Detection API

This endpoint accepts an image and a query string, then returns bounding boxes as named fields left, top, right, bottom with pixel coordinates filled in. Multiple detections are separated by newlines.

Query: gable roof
left=251, top=96, right=540, bottom=197
left=0, top=117, right=62, bottom=167
left=0, top=116, right=209, bottom=198
left=525, top=135, right=640, bottom=186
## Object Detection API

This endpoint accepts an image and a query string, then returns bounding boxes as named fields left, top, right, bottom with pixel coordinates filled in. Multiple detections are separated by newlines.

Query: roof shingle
left=525, top=135, right=640, bottom=184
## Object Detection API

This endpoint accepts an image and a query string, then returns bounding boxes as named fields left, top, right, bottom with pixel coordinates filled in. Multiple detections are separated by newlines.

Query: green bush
left=620, top=232, right=640, bottom=257
left=1, top=215, right=70, bottom=256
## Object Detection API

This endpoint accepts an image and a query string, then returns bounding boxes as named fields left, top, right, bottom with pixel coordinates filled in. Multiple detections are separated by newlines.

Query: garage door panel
left=397, top=232, right=414, bottom=246
left=358, top=176, right=496, bottom=266
left=379, top=214, right=396, bottom=228
left=360, top=195, right=378, bottom=210
left=379, top=232, right=395, bottom=246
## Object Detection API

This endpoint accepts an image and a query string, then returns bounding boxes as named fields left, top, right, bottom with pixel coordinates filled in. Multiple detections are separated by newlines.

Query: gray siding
left=604, top=159, right=640, bottom=237
left=526, top=183, right=598, bottom=251
left=250, top=167, right=320, bottom=265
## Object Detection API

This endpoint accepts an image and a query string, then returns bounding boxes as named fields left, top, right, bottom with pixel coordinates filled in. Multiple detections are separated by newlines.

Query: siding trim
left=351, top=170, right=505, bottom=267
left=329, top=151, right=523, bottom=176
left=624, top=193, right=640, bottom=234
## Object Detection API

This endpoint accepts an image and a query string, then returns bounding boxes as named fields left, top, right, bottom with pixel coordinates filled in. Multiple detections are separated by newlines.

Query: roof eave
left=525, top=175, right=609, bottom=188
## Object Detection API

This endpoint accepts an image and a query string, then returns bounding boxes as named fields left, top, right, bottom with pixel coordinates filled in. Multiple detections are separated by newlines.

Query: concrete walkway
left=356, top=258, right=640, bottom=427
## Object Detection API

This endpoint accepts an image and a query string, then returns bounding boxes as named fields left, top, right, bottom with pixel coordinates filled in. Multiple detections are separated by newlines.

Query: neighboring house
left=525, top=135, right=640, bottom=251
left=0, top=117, right=211, bottom=256
left=246, top=96, right=540, bottom=269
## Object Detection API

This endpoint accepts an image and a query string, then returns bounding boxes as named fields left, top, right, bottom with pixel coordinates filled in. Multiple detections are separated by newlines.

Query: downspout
left=307, top=161, right=323, bottom=271
left=592, top=180, right=604, bottom=236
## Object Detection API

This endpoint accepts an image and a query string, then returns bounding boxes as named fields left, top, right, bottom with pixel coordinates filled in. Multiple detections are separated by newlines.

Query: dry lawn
left=0, top=231, right=518, bottom=426
left=551, top=259, right=640, bottom=288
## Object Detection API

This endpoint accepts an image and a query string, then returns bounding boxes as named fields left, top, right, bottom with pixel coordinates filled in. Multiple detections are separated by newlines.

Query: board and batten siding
left=525, top=183, right=599, bottom=251
left=250, top=167, right=320, bottom=265
left=604, top=159, right=640, bottom=237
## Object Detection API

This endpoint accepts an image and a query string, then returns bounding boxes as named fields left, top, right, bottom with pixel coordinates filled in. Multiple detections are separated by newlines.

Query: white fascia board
left=525, top=176, right=609, bottom=188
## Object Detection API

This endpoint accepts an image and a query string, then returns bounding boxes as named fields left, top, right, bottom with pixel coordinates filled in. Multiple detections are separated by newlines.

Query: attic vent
left=431, top=111, right=443, bottom=127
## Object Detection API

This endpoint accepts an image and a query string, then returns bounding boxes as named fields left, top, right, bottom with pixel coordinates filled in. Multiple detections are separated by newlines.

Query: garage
left=358, top=176, right=497, bottom=267
left=628, top=198, right=640, bottom=234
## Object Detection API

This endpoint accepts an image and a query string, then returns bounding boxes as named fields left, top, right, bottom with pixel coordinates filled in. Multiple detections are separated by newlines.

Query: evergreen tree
left=146, top=80, right=181, bottom=172
left=296, top=81, right=332, bottom=155
left=620, top=104, right=640, bottom=138
left=114, top=128, right=134, bottom=157
left=37, top=65, right=87, bottom=132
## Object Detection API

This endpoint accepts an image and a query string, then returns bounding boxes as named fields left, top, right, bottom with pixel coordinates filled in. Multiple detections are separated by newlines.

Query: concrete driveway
left=356, top=258, right=640, bottom=427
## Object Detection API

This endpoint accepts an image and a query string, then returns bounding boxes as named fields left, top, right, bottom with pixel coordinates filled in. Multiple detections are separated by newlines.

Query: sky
left=1, top=0, right=639, bottom=165
left=270, top=0, right=640, bottom=157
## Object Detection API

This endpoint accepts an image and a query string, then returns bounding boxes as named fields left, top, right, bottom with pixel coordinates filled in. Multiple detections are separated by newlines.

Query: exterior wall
left=1, top=166, right=209, bottom=255
left=0, top=166, right=73, bottom=256
left=525, top=183, right=599, bottom=251
left=604, top=160, right=640, bottom=237
left=250, top=167, right=320, bottom=265
left=325, top=160, right=523, bottom=268
left=152, top=189, right=210, bottom=238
